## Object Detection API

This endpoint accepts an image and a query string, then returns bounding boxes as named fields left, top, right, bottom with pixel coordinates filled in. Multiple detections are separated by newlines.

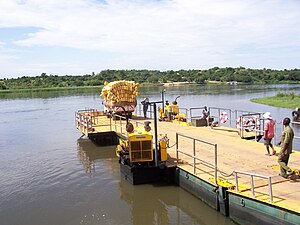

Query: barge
left=75, top=106, right=300, bottom=225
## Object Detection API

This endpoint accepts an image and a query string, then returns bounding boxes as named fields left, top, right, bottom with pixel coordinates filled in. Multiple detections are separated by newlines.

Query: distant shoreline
left=0, top=81, right=299, bottom=94
left=0, top=85, right=101, bottom=93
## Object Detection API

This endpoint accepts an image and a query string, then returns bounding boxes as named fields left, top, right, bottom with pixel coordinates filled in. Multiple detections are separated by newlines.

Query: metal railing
left=112, top=114, right=145, bottom=136
left=209, top=107, right=233, bottom=127
left=175, top=132, right=218, bottom=184
left=189, top=107, right=206, bottom=121
left=75, top=109, right=99, bottom=135
left=291, top=121, right=300, bottom=140
left=237, top=113, right=264, bottom=140
left=76, top=108, right=152, bottom=138
left=135, top=103, right=155, bottom=119
left=233, top=170, right=273, bottom=203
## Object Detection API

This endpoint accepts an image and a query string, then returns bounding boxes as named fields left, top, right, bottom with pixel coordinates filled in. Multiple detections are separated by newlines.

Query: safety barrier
left=233, top=170, right=274, bottom=203
left=112, top=114, right=145, bottom=136
left=135, top=103, right=155, bottom=119
left=174, top=132, right=275, bottom=201
left=209, top=107, right=233, bottom=127
left=237, top=113, right=264, bottom=140
left=291, top=121, right=300, bottom=141
left=76, top=108, right=153, bottom=137
left=190, top=107, right=206, bottom=120
left=175, top=132, right=218, bottom=184
left=75, top=109, right=99, bottom=135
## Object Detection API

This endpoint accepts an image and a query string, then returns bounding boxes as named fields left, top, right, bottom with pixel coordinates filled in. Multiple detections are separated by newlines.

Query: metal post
left=268, top=177, right=273, bottom=203
left=109, top=116, right=112, bottom=131
left=240, top=116, right=243, bottom=138
left=193, top=139, right=196, bottom=174
left=229, top=109, right=232, bottom=127
left=255, top=117, right=257, bottom=142
left=214, top=144, right=218, bottom=184
left=153, top=103, right=159, bottom=167
left=120, top=117, right=122, bottom=133
left=161, top=89, right=165, bottom=114
left=274, top=121, right=276, bottom=145
left=176, top=133, right=179, bottom=162
left=250, top=175, right=255, bottom=198
left=235, top=172, right=239, bottom=192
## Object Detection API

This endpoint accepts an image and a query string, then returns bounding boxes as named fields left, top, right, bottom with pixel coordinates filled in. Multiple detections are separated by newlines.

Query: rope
left=217, top=170, right=234, bottom=177
left=167, top=142, right=177, bottom=149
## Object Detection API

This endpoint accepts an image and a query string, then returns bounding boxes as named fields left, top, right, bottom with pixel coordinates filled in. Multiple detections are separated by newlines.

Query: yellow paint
left=165, top=104, right=179, bottom=115
left=128, top=126, right=153, bottom=163
left=209, top=178, right=251, bottom=192
left=159, top=138, right=168, bottom=162
left=209, top=178, right=235, bottom=190
left=267, top=164, right=299, bottom=175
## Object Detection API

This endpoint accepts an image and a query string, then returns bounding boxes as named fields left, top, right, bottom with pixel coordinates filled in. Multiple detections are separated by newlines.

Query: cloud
left=0, top=0, right=300, bottom=77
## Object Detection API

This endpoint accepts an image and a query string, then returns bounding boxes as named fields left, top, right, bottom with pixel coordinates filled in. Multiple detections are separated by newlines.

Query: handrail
left=176, top=132, right=218, bottom=184
left=233, top=170, right=273, bottom=203
left=209, top=107, right=233, bottom=127
left=110, top=113, right=149, bottom=136
left=291, top=121, right=300, bottom=126
left=291, top=120, right=300, bottom=140
left=135, top=103, right=155, bottom=119
left=189, top=107, right=205, bottom=119
left=238, top=114, right=264, bottom=140
left=291, top=122, right=300, bottom=140
left=177, top=107, right=189, bottom=121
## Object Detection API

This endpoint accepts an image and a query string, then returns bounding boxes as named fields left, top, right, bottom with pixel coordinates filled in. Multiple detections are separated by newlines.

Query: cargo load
left=100, top=80, right=140, bottom=119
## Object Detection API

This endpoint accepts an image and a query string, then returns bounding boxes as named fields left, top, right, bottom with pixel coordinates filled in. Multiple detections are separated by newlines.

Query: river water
left=0, top=84, right=299, bottom=225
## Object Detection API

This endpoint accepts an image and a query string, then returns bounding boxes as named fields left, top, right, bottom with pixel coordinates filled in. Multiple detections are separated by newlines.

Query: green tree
left=0, top=81, right=8, bottom=90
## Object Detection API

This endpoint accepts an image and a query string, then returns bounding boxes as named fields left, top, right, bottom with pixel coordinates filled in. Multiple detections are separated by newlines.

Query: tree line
left=1, top=67, right=300, bottom=90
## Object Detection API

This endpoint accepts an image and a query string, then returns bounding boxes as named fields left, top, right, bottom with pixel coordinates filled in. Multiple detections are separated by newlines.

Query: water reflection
left=76, top=139, right=234, bottom=224
left=0, top=88, right=100, bottom=99
left=139, top=83, right=300, bottom=99
left=118, top=177, right=234, bottom=225
left=77, top=138, right=117, bottom=176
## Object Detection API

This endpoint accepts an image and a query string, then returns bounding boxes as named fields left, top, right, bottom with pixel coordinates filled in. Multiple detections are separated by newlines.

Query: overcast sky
left=0, top=0, right=300, bottom=78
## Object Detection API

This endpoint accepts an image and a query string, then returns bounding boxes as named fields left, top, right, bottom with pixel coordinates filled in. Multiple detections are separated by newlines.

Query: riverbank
left=251, top=92, right=300, bottom=109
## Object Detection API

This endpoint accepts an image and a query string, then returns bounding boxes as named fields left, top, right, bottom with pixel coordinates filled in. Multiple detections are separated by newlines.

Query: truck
left=100, top=80, right=139, bottom=119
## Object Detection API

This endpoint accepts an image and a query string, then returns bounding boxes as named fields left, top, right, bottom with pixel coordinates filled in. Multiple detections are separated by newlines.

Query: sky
left=0, top=0, right=300, bottom=78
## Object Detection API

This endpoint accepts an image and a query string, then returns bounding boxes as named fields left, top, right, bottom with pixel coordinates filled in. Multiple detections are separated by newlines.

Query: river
left=0, top=84, right=299, bottom=225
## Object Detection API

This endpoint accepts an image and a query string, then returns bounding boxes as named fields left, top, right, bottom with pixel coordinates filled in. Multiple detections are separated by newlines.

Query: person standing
left=201, top=106, right=210, bottom=126
left=263, top=112, right=276, bottom=156
left=278, top=117, right=294, bottom=178
left=141, top=98, right=150, bottom=118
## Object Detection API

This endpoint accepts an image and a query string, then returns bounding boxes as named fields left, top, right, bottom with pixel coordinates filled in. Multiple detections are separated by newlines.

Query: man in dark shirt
left=278, top=117, right=294, bottom=178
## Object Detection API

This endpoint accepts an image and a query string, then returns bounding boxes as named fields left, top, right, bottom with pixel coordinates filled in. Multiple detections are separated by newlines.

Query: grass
left=251, top=92, right=300, bottom=109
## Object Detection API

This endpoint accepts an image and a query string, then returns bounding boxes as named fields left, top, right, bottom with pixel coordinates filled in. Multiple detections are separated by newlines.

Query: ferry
left=75, top=81, right=300, bottom=225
